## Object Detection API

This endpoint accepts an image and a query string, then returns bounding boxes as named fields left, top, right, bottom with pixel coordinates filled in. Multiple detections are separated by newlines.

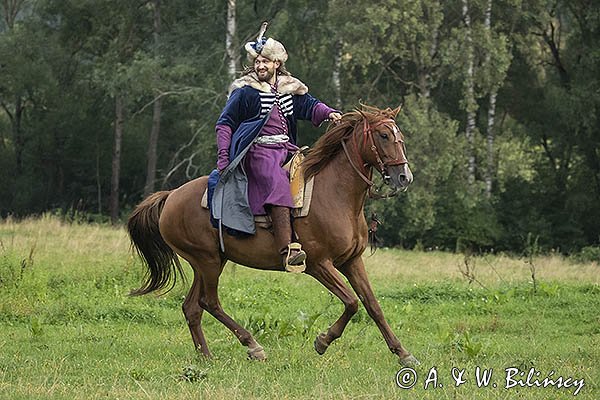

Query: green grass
left=0, top=215, right=599, bottom=399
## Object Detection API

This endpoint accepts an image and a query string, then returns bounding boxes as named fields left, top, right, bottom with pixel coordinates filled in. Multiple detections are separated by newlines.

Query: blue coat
left=210, top=74, right=322, bottom=236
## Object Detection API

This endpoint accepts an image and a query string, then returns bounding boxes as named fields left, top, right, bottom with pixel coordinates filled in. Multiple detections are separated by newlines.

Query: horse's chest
left=303, top=214, right=367, bottom=260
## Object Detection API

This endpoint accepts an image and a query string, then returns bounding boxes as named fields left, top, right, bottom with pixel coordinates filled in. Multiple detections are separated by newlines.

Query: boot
left=269, top=206, right=306, bottom=273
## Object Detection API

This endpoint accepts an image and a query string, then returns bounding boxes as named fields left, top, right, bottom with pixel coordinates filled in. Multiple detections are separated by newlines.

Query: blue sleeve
left=293, top=93, right=321, bottom=121
left=216, top=88, right=245, bottom=131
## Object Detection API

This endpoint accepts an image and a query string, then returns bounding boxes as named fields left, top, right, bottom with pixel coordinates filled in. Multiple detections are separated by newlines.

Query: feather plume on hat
left=244, top=22, right=288, bottom=63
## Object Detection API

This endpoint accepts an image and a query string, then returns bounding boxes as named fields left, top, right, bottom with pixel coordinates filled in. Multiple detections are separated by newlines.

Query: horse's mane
left=303, top=105, right=400, bottom=180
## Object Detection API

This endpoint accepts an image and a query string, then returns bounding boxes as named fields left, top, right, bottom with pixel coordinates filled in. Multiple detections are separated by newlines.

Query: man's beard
left=256, top=68, right=275, bottom=82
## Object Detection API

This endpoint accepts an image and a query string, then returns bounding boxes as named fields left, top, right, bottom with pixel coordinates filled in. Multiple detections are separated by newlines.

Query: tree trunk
left=2, top=0, right=25, bottom=29
left=143, top=0, right=162, bottom=198
left=96, top=136, right=102, bottom=215
left=144, top=99, right=161, bottom=197
left=484, top=0, right=496, bottom=197
left=11, top=96, right=25, bottom=175
left=462, top=0, right=477, bottom=185
left=332, top=38, right=343, bottom=109
left=415, top=28, right=438, bottom=99
left=416, top=3, right=439, bottom=99
left=110, top=96, right=124, bottom=224
left=226, top=0, right=239, bottom=81
left=1, top=1, right=26, bottom=168
left=485, top=92, right=497, bottom=196
left=1, top=97, right=25, bottom=173
left=585, top=146, right=600, bottom=200
left=53, top=128, right=65, bottom=199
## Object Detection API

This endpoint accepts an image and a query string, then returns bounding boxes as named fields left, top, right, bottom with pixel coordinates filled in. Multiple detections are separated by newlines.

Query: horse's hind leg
left=306, top=260, right=359, bottom=355
left=182, top=268, right=210, bottom=357
left=197, top=261, right=266, bottom=360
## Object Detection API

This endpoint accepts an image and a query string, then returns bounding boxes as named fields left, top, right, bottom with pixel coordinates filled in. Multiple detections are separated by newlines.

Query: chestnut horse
left=127, top=105, right=419, bottom=366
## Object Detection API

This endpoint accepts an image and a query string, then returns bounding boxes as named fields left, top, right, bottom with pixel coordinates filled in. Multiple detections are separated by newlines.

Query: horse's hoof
left=399, top=354, right=420, bottom=367
left=314, top=333, right=329, bottom=355
left=247, top=345, right=267, bottom=361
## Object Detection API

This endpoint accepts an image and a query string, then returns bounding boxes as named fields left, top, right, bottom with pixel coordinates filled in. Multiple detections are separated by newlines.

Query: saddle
left=201, top=148, right=315, bottom=228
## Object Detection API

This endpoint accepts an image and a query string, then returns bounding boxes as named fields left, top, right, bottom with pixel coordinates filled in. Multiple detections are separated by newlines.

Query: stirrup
left=283, top=243, right=306, bottom=273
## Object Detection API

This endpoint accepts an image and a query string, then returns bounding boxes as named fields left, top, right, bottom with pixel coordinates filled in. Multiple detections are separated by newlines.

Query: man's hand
left=329, top=112, right=342, bottom=123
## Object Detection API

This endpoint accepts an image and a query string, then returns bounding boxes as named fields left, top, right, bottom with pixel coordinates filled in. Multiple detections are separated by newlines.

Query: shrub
left=573, top=246, right=600, bottom=264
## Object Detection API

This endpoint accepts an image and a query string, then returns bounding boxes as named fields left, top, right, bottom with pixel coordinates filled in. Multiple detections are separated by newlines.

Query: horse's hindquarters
left=159, top=178, right=282, bottom=271
left=158, top=177, right=221, bottom=259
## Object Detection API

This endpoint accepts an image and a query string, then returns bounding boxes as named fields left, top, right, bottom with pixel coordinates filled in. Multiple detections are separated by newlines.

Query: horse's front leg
left=306, top=259, right=359, bottom=355
left=342, top=256, right=420, bottom=367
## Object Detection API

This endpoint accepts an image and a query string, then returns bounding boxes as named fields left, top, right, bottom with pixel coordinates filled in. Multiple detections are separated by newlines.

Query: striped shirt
left=259, top=92, right=293, bottom=118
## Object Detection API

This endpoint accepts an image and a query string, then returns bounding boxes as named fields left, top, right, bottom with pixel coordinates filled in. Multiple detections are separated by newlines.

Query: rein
left=341, top=117, right=409, bottom=199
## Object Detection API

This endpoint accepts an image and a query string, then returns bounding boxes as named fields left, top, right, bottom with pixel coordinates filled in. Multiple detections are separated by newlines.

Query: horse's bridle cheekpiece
left=341, top=117, right=409, bottom=199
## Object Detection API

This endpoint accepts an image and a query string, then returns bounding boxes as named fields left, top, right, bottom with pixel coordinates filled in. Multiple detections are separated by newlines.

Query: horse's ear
left=392, top=105, right=402, bottom=118
left=356, top=104, right=368, bottom=120
left=356, top=101, right=367, bottom=114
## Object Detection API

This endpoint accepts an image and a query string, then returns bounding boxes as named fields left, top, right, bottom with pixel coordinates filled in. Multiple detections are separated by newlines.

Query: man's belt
left=254, top=134, right=290, bottom=144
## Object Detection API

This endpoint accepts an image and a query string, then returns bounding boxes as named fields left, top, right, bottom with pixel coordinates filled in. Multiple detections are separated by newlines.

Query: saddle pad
left=284, top=148, right=307, bottom=209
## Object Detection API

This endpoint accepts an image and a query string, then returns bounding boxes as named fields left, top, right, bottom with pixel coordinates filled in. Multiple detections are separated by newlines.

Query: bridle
left=341, top=117, right=409, bottom=198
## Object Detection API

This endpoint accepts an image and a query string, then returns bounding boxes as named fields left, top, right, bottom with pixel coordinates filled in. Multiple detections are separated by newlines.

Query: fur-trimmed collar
left=228, top=72, right=309, bottom=95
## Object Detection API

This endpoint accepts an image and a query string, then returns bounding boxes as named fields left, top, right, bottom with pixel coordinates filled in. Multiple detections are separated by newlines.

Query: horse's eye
left=379, top=133, right=389, bottom=140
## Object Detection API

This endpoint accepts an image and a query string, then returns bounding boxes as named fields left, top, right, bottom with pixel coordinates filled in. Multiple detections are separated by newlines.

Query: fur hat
left=244, top=22, right=288, bottom=63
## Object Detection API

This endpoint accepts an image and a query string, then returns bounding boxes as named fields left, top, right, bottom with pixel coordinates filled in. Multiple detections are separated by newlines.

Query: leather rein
left=341, top=117, right=409, bottom=199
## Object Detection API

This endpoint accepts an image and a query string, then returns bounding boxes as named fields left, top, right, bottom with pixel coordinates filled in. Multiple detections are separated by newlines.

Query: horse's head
left=351, top=106, right=413, bottom=193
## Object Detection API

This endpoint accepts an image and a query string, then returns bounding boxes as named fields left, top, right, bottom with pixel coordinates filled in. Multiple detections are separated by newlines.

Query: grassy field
left=0, top=215, right=598, bottom=399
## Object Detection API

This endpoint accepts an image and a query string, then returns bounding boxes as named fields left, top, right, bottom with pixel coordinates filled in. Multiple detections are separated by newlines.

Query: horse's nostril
left=399, top=174, right=408, bottom=184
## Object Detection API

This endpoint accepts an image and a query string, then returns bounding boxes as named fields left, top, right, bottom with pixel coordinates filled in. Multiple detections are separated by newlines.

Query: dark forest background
left=1, top=0, right=599, bottom=256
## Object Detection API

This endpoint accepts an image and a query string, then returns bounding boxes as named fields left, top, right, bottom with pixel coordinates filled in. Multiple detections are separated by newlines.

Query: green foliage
left=0, top=0, right=599, bottom=254
left=438, top=328, right=483, bottom=359
left=179, top=364, right=207, bottom=383
left=573, top=246, right=600, bottom=264
left=0, top=243, right=35, bottom=289
left=29, top=316, right=44, bottom=338
left=0, top=249, right=24, bottom=288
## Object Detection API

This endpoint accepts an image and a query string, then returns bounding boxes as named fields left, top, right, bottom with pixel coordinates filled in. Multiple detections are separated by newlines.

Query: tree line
left=1, top=0, right=599, bottom=255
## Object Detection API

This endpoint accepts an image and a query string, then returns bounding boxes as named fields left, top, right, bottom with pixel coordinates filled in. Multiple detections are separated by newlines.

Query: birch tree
left=143, top=0, right=163, bottom=198
left=484, top=0, right=495, bottom=196
left=462, top=0, right=477, bottom=186
left=225, top=0, right=240, bottom=82
left=481, top=0, right=510, bottom=197
left=110, top=96, right=125, bottom=223
left=332, top=38, right=343, bottom=109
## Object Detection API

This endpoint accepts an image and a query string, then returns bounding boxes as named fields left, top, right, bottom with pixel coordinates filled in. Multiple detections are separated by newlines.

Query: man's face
left=254, top=55, right=280, bottom=82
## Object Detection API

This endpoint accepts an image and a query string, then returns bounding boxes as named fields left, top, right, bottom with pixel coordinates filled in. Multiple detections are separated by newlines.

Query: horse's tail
left=127, top=190, right=184, bottom=296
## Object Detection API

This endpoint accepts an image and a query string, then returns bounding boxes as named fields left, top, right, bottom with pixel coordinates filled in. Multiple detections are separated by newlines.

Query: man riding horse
left=129, top=24, right=416, bottom=364
left=214, top=23, right=341, bottom=272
